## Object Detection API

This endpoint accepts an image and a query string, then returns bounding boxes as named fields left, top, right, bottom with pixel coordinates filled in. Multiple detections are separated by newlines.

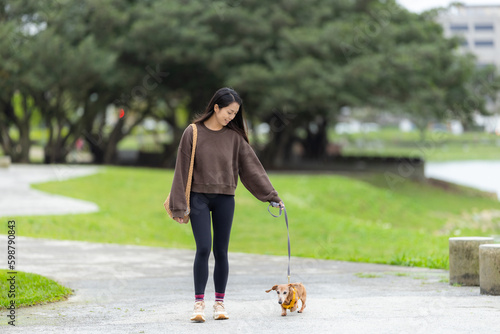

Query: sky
left=397, top=0, right=500, bottom=13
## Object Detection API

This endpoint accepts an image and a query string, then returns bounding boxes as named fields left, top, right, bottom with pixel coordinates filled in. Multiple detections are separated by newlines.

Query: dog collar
left=282, top=287, right=297, bottom=310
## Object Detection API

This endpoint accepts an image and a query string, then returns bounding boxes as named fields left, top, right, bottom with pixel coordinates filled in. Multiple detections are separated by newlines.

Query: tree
left=365, top=8, right=500, bottom=141
left=0, top=0, right=39, bottom=162
left=228, top=0, right=500, bottom=158
left=3, top=0, right=159, bottom=163
left=2, top=0, right=498, bottom=166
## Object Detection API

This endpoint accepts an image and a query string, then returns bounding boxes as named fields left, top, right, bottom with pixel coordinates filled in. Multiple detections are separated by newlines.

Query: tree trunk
left=103, top=117, right=128, bottom=165
left=0, top=122, right=15, bottom=160
left=44, top=117, right=54, bottom=164
left=43, top=122, right=72, bottom=163
left=0, top=100, right=14, bottom=159
left=303, top=117, right=328, bottom=160
left=18, top=120, right=31, bottom=163
left=161, top=116, right=185, bottom=168
left=86, top=114, right=136, bottom=165
left=0, top=94, right=35, bottom=162
left=17, top=95, right=32, bottom=163
left=260, top=127, right=293, bottom=168
left=88, top=138, right=105, bottom=164
left=103, top=139, right=118, bottom=165
left=43, top=118, right=66, bottom=163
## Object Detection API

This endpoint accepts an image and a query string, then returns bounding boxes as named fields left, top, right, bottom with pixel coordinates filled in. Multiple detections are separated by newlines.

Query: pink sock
left=215, top=292, right=225, bottom=302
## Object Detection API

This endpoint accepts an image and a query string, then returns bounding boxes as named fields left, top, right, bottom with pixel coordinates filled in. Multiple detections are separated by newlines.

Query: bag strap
left=184, top=123, right=197, bottom=214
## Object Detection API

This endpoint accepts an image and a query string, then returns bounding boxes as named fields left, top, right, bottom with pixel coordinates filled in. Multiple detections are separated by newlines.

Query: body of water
left=425, top=161, right=500, bottom=200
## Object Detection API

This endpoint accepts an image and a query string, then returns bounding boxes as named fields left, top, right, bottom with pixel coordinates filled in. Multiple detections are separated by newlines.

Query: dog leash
left=268, top=202, right=291, bottom=284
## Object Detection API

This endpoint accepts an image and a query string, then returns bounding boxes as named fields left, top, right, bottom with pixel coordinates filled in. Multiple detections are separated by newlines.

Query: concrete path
left=0, top=164, right=99, bottom=217
left=1, top=164, right=499, bottom=333
left=1, top=237, right=499, bottom=334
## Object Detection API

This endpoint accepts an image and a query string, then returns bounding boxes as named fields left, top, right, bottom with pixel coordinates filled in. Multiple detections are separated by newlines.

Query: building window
left=475, top=23, right=494, bottom=31
left=450, top=23, right=468, bottom=31
left=474, top=40, right=494, bottom=47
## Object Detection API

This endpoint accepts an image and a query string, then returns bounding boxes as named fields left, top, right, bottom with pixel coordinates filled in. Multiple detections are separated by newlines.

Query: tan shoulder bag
left=164, top=123, right=198, bottom=223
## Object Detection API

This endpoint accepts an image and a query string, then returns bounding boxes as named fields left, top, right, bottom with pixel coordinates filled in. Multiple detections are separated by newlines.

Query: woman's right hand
left=174, top=217, right=186, bottom=224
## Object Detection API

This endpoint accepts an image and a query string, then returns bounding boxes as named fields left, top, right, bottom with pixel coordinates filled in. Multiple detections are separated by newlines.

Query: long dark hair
left=193, top=87, right=249, bottom=143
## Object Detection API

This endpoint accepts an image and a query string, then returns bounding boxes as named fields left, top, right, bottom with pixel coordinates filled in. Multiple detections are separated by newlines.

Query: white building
left=438, top=5, right=500, bottom=68
left=438, top=5, right=500, bottom=133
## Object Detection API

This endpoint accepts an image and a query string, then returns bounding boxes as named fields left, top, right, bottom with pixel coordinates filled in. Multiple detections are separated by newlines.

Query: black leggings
left=189, top=192, right=235, bottom=295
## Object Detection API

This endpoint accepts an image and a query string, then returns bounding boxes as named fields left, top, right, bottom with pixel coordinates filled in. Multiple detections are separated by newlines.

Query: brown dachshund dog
left=266, top=283, right=307, bottom=316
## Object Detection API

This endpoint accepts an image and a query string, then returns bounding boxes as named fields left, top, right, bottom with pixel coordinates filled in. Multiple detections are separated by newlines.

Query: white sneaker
left=190, top=301, right=206, bottom=322
left=213, top=301, right=229, bottom=320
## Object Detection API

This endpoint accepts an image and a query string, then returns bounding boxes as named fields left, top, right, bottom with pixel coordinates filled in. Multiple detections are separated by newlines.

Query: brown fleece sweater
left=169, top=122, right=281, bottom=218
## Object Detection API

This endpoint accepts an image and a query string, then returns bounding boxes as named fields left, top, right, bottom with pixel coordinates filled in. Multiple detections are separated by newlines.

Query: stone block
left=479, top=244, right=500, bottom=295
left=0, top=156, right=11, bottom=168
left=449, top=237, right=494, bottom=286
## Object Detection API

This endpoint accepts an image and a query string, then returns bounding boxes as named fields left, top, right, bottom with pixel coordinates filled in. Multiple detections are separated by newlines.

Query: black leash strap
left=268, top=202, right=291, bottom=284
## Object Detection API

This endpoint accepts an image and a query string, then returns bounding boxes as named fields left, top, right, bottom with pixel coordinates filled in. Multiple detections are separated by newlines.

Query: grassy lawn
left=7, top=166, right=497, bottom=270
left=330, top=128, right=500, bottom=161
left=0, top=270, right=72, bottom=309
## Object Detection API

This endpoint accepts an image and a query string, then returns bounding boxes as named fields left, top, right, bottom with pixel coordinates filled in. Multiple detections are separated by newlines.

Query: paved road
left=1, top=237, right=499, bottom=334
left=0, top=164, right=99, bottom=217
left=1, top=164, right=499, bottom=333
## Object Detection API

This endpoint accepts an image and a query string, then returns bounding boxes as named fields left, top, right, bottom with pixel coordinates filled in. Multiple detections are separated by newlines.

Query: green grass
left=355, top=273, right=382, bottom=278
left=13, top=167, right=499, bottom=269
left=118, top=133, right=171, bottom=152
left=389, top=253, right=449, bottom=269
left=0, top=270, right=72, bottom=309
left=439, top=277, right=449, bottom=283
left=391, top=272, right=410, bottom=277
left=330, top=128, right=500, bottom=161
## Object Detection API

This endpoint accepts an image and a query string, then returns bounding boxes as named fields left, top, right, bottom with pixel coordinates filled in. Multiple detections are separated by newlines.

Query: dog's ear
left=265, top=285, right=278, bottom=293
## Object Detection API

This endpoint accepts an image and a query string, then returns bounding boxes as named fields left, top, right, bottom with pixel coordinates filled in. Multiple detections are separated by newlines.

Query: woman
left=169, top=87, right=284, bottom=322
